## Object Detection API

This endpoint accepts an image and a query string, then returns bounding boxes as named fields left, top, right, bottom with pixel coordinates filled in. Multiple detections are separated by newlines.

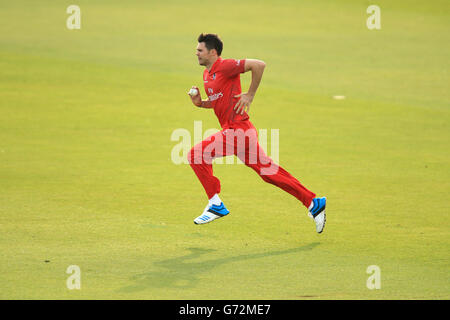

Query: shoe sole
left=308, top=210, right=326, bottom=234
left=318, top=210, right=326, bottom=234
left=194, top=212, right=229, bottom=225
left=312, top=197, right=326, bottom=233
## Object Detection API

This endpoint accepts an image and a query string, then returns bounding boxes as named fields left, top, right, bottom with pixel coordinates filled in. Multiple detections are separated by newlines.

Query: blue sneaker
left=194, top=202, right=230, bottom=225
left=308, top=197, right=326, bottom=233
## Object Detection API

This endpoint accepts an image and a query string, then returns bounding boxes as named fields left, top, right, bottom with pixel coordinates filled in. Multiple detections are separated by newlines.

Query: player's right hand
left=188, top=86, right=202, bottom=107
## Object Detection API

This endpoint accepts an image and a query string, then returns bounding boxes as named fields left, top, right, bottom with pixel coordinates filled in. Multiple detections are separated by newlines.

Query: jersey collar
left=208, top=57, right=222, bottom=74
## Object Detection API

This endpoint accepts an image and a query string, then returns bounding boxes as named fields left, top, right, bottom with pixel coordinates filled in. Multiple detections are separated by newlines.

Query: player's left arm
left=234, top=59, right=266, bottom=115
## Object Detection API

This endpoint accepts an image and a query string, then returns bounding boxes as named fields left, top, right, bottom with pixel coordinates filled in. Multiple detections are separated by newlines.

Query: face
left=196, top=42, right=216, bottom=66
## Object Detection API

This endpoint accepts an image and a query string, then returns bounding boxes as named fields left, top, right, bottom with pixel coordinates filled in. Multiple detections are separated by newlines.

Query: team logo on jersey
left=208, top=92, right=223, bottom=101
left=208, top=88, right=213, bottom=94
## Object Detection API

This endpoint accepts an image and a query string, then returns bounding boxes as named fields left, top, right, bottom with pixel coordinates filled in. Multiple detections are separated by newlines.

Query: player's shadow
left=119, top=242, right=320, bottom=292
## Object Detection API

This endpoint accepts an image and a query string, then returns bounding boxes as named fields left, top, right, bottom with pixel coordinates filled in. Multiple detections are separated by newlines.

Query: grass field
left=0, top=0, right=449, bottom=299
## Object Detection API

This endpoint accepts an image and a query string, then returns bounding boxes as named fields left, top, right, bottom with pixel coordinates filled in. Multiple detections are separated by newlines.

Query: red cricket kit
left=188, top=57, right=315, bottom=208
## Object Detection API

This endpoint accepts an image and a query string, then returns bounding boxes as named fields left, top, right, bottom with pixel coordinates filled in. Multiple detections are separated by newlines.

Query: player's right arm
left=188, top=86, right=212, bottom=108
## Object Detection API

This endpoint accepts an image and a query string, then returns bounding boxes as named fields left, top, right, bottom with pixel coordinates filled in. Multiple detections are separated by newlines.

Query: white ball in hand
left=189, top=88, right=198, bottom=96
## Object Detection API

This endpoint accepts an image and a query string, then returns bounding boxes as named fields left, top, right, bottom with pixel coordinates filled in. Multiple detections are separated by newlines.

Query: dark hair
left=197, top=33, right=223, bottom=56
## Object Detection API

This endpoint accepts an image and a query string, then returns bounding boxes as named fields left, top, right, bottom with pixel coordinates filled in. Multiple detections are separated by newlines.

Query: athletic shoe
left=194, top=202, right=230, bottom=225
left=308, top=197, right=326, bottom=233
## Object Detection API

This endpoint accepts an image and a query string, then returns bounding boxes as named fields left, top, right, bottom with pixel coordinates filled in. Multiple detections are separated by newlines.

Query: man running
left=187, top=33, right=326, bottom=233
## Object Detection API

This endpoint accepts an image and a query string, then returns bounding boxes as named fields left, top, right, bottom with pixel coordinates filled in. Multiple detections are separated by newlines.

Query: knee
left=187, top=147, right=196, bottom=164
left=260, top=163, right=279, bottom=176
left=188, top=146, right=207, bottom=165
left=245, top=161, right=279, bottom=177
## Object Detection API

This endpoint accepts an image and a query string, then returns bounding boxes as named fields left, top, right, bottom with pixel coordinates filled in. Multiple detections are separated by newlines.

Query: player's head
left=196, top=33, right=223, bottom=66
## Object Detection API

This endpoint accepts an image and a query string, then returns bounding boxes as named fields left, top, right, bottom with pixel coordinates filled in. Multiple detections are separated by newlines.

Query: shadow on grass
left=119, top=242, right=320, bottom=292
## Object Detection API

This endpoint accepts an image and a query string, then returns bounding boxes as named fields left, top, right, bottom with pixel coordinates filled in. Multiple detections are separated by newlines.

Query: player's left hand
left=233, top=92, right=254, bottom=115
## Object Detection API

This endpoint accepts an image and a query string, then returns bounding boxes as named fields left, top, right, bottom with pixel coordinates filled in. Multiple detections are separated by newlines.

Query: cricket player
left=187, top=33, right=326, bottom=233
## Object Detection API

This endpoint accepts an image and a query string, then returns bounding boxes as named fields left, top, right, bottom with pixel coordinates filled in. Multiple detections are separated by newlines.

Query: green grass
left=0, top=0, right=449, bottom=299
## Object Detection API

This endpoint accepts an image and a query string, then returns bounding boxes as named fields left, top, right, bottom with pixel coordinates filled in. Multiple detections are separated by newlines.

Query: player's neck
left=206, top=56, right=219, bottom=72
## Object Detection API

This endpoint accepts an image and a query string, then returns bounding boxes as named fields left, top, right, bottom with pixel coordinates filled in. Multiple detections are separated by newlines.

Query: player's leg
left=188, top=131, right=231, bottom=224
left=237, top=127, right=326, bottom=233
left=242, top=141, right=316, bottom=207
left=307, top=197, right=326, bottom=233
left=188, top=136, right=220, bottom=200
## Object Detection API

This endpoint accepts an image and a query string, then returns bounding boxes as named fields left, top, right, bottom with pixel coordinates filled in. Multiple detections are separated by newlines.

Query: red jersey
left=203, top=57, right=248, bottom=129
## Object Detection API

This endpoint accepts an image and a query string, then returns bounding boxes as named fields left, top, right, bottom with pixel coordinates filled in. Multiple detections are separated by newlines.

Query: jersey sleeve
left=220, top=59, right=246, bottom=78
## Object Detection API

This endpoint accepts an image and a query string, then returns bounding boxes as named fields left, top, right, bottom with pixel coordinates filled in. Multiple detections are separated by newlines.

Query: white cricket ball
left=189, top=88, right=198, bottom=96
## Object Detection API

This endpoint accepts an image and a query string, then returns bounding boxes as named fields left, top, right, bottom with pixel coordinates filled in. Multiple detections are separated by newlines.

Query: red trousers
left=187, top=120, right=315, bottom=208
